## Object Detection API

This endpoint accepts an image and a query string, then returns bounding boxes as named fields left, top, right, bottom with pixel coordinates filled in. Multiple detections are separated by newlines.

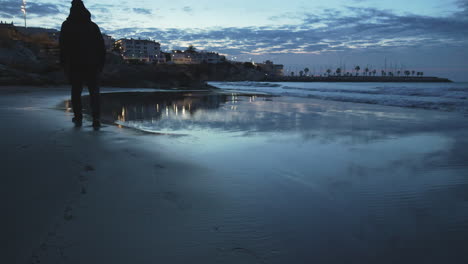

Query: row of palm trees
left=290, top=66, right=424, bottom=78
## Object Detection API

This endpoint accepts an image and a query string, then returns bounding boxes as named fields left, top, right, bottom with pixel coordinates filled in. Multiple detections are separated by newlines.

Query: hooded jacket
left=59, top=0, right=105, bottom=72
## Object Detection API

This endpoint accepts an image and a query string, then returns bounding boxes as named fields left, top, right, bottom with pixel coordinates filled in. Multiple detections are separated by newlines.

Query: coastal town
left=0, top=21, right=284, bottom=74
left=0, top=21, right=451, bottom=85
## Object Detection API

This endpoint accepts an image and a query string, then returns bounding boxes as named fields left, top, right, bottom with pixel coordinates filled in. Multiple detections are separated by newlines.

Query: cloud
left=89, top=4, right=116, bottom=13
left=108, top=5, right=468, bottom=57
left=121, top=7, right=153, bottom=15
left=182, top=6, right=193, bottom=13
left=456, top=0, right=468, bottom=16
left=0, top=0, right=61, bottom=18
left=132, top=8, right=152, bottom=15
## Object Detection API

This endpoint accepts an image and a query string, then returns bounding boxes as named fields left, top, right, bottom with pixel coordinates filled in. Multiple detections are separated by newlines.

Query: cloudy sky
left=1, top=0, right=468, bottom=80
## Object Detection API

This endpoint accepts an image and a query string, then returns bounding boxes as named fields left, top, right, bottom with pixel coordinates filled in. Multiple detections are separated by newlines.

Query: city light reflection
left=79, top=92, right=314, bottom=133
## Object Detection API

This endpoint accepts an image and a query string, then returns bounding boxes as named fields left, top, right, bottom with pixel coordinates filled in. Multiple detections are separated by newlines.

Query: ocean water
left=210, top=81, right=468, bottom=114
left=79, top=85, right=468, bottom=263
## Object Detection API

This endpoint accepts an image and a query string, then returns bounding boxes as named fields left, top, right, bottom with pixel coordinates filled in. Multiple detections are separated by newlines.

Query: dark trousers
left=70, top=69, right=100, bottom=120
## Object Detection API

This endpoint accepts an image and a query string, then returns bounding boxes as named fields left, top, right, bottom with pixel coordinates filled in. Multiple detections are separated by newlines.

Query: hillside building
left=256, top=60, right=284, bottom=76
left=170, top=50, right=226, bottom=64
left=0, top=21, right=15, bottom=29
left=102, top=34, right=115, bottom=52
left=115, top=38, right=163, bottom=63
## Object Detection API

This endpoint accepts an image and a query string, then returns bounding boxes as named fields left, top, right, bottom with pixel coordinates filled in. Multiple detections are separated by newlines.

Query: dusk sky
left=1, top=0, right=468, bottom=80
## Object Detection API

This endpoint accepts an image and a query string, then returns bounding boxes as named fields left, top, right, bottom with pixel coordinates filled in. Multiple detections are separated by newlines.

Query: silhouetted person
left=59, top=0, right=105, bottom=128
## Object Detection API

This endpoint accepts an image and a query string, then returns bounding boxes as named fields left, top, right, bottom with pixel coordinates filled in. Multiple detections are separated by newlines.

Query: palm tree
left=336, top=68, right=342, bottom=76
left=299, top=70, right=304, bottom=77
left=372, top=69, right=377, bottom=76
left=290, top=72, right=295, bottom=77
left=404, top=70, right=411, bottom=76
left=397, top=70, right=401, bottom=76
left=326, top=69, right=332, bottom=77
left=365, top=67, right=369, bottom=76
left=186, top=45, right=196, bottom=53
left=412, top=70, right=415, bottom=76
left=304, top=68, right=310, bottom=76
left=381, top=70, right=386, bottom=76
left=355, top=66, right=360, bottom=76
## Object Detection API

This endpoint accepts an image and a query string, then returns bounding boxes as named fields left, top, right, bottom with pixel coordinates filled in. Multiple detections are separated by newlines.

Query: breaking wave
left=210, top=81, right=468, bottom=113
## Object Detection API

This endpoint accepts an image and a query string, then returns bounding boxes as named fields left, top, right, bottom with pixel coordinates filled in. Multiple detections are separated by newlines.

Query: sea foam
left=210, top=81, right=468, bottom=113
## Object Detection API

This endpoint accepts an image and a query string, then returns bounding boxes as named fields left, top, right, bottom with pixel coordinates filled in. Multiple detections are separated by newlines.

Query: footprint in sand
left=63, top=206, right=73, bottom=221
left=78, top=174, right=87, bottom=182
left=84, top=164, right=95, bottom=172
left=161, top=191, right=192, bottom=210
left=155, top=164, right=165, bottom=169
left=123, top=148, right=138, bottom=157
left=231, top=247, right=266, bottom=264
left=162, top=191, right=178, bottom=202
left=16, top=144, right=31, bottom=149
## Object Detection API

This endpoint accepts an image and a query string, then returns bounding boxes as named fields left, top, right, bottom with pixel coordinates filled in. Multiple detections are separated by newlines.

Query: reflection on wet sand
left=117, top=92, right=225, bottom=122
left=62, top=90, right=468, bottom=263
left=88, top=92, right=232, bottom=122
left=72, top=92, right=280, bottom=133
left=70, top=91, right=468, bottom=143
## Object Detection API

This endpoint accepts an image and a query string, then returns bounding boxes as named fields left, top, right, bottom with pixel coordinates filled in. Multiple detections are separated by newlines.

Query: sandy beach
left=1, top=86, right=225, bottom=263
left=2, top=85, right=468, bottom=264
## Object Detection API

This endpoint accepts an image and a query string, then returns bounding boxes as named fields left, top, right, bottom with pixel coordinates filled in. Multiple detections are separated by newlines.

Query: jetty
left=265, top=76, right=452, bottom=83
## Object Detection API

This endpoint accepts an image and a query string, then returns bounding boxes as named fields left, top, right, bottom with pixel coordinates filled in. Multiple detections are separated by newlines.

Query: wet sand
left=0, top=86, right=212, bottom=263
left=1, top=86, right=468, bottom=264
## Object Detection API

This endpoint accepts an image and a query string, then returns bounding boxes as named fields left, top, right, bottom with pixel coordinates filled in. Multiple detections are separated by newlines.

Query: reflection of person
left=59, top=0, right=105, bottom=128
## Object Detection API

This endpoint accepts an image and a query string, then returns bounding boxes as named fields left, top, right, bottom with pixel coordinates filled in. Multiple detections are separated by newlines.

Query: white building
left=102, top=34, right=115, bottom=52
left=171, top=50, right=226, bottom=64
left=256, top=60, right=284, bottom=76
left=115, top=38, right=162, bottom=63
left=199, top=51, right=226, bottom=64
left=171, top=50, right=193, bottom=64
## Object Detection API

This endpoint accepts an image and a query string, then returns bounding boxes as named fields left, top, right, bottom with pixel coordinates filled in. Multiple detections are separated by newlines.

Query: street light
left=21, top=0, right=27, bottom=28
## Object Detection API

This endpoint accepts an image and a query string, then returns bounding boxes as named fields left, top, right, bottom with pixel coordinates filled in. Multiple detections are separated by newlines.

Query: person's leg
left=86, top=71, right=101, bottom=126
left=70, top=71, right=84, bottom=123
